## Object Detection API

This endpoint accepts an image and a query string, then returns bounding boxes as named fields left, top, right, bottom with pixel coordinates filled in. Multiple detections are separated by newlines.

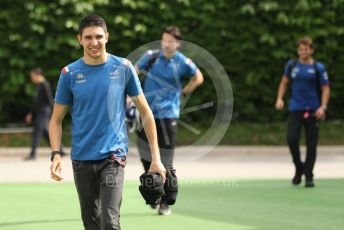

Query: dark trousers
left=72, top=158, right=125, bottom=230
left=136, top=118, right=178, bottom=204
left=287, top=111, right=319, bottom=179
left=30, top=107, right=51, bottom=157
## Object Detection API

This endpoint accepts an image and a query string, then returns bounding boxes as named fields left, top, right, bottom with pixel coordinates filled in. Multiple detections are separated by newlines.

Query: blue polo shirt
left=284, top=60, right=330, bottom=111
left=55, top=54, right=142, bottom=160
left=136, top=50, right=198, bottom=118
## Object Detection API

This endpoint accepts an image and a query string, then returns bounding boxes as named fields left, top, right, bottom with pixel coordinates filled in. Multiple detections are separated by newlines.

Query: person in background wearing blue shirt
left=134, top=26, right=204, bottom=215
left=49, top=14, right=165, bottom=230
left=275, top=37, right=330, bottom=188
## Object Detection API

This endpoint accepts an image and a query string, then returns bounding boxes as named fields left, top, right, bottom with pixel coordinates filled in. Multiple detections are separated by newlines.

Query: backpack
left=286, top=59, right=322, bottom=101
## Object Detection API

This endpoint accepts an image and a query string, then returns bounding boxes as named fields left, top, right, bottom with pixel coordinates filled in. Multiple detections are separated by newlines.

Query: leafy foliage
left=1, top=0, right=343, bottom=123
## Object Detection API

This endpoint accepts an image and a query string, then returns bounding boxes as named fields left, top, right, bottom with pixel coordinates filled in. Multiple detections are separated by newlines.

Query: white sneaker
left=158, top=203, right=171, bottom=216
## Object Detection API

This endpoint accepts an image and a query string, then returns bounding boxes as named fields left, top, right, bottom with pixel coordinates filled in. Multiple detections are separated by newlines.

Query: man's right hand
left=275, top=98, right=284, bottom=110
left=50, top=155, right=63, bottom=181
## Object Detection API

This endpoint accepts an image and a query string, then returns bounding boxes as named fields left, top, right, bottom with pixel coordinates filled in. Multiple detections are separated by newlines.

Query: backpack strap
left=139, top=49, right=160, bottom=87
left=286, top=60, right=297, bottom=98
left=313, top=60, right=322, bottom=101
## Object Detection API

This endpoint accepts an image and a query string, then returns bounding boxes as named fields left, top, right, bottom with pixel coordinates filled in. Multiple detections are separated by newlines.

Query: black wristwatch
left=50, top=151, right=61, bottom=161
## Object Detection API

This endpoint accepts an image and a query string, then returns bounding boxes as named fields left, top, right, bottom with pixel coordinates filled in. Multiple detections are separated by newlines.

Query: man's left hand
left=148, top=160, right=166, bottom=180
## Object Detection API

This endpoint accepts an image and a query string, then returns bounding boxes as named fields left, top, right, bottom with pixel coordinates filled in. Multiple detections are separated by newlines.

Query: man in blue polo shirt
left=134, top=26, right=204, bottom=215
left=49, top=14, right=165, bottom=230
left=275, top=37, right=330, bottom=188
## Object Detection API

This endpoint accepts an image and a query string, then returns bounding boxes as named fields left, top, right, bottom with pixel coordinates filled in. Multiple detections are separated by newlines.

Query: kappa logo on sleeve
left=323, top=71, right=329, bottom=80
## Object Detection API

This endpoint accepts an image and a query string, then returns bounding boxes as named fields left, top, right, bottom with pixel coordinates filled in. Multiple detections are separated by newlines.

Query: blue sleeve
left=55, top=69, right=72, bottom=105
left=316, top=63, right=330, bottom=86
left=182, top=58, right=198, bottom=79
left=125, top=62, right=143, bottom=97
left=283, top=60, right=293, bottom=78
left=135, top=50, right=154, bottom=71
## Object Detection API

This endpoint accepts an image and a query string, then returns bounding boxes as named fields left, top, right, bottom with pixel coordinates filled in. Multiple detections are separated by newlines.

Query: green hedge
left=1, top=0, right=344, bottom=123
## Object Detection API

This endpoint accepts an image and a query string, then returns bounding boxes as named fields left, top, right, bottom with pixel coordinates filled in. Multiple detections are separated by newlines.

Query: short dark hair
left=79, top=14, right=107, bottom=35
left=297, top=36, right=313, bottom=49
left=30, top=67, right=44, bottom=75
left=162, top=26, right=182, bottom=40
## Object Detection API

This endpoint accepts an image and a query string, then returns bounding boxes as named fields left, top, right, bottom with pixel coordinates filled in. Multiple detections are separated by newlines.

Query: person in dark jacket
left=25, top=68, right=63, bottom=160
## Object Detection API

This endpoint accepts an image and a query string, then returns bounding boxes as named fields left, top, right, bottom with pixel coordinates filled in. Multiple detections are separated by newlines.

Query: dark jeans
left=30, top=107, right=51, bottom=157
left=136, top=118, right=178, bottom=205
left=287, top=111, right=319, bottom=179
left=72, top=157, right=125, bottom=230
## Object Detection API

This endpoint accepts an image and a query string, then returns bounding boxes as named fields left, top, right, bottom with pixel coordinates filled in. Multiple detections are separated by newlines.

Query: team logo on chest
left=109, top=65, right=125, bottom=80
left=109, top=69, right=120, bottom=80
left=307, top=68, right=315, bottom=74
left=76, top=73, right=86, bottom=84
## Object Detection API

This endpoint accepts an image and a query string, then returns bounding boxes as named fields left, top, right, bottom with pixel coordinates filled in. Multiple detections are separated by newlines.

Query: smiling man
left=49, top=14, right=165, bottom=230
left=275, top=37, right=330, bottom=188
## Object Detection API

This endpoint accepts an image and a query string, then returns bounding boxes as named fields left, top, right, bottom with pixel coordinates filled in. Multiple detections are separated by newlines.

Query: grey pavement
left=0, top=146, right=343, bottom=183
